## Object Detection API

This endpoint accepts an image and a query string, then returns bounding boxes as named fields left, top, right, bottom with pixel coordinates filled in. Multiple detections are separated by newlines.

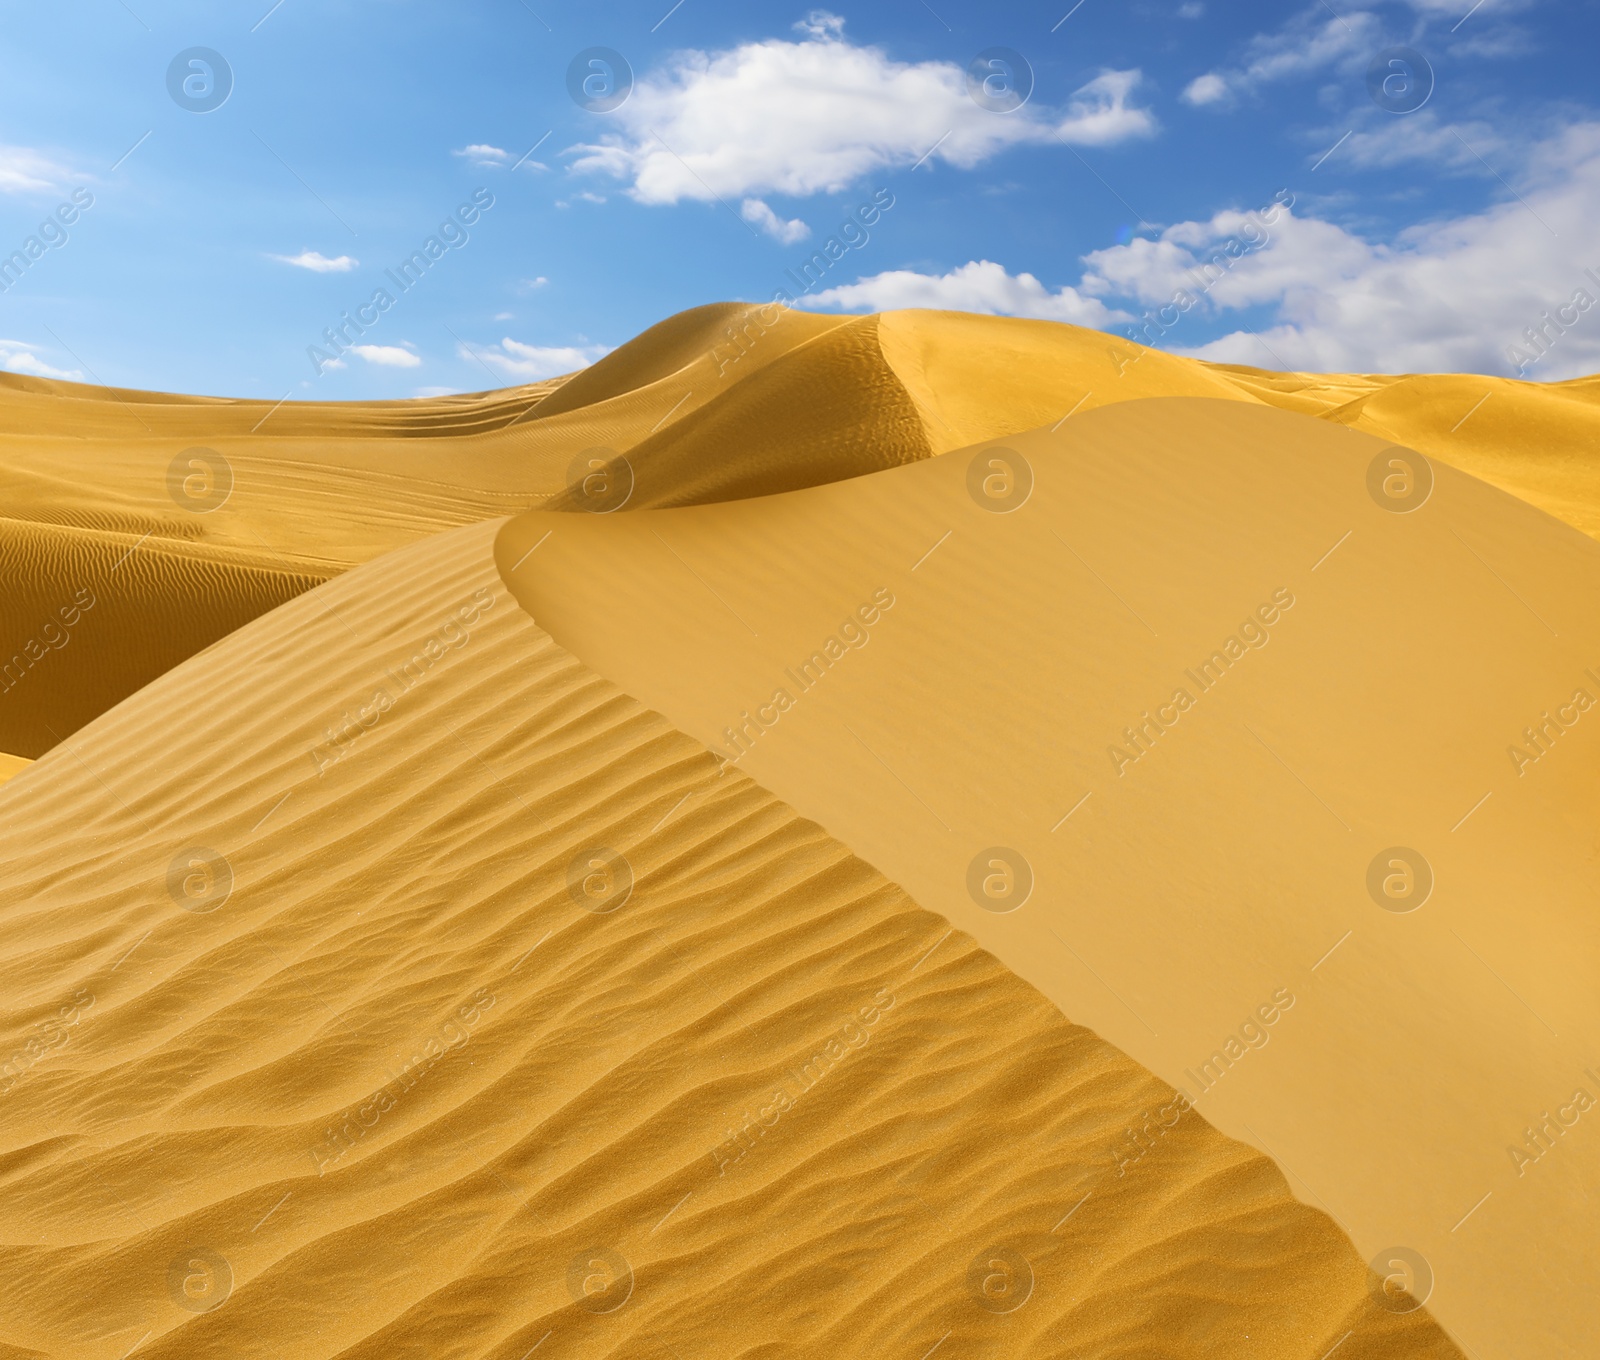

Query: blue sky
left=0, top=0, right=1596, bottom=398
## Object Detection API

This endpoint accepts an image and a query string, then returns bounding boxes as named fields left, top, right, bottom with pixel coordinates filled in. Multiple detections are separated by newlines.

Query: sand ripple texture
left=0, top=520, right=1456, bottom=1358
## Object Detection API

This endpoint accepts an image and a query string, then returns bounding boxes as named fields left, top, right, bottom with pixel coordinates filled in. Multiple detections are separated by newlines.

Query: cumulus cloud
left=742, top=198, right=810, bottom=243
left=0, top=146, right=74, bottom=195
left=463, top=338, right=611, bottom=380
left=567, top=18, right=1154, bottom=203
left=1081, top=124, right=1600, bottom=379
left=270, top=250, right=359, bottom=272
left=1182, top=8, right=1382, bottom=107
left=349, top=343, right=422, bottom=368
left=804, top=260, right=1132, bottom=327
left=0, top=339, right=82, bottom=380
left=454, top=144, right=510, bottom=168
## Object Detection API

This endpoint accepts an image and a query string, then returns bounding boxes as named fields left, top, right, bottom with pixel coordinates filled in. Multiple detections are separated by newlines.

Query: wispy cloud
left=349, top=343, right=421, bottom=367
left=270, top=250, right=359, bottom=273
left=461, top=337, right=610, bottom=380
left=742, top=198, right=810, bottom=243
left=0, top=339, right=83, bottom=380
left=0, top=146, right=75, bottom=195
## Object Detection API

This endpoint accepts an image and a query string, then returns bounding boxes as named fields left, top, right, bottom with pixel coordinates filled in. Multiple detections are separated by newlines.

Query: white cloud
left=454, top=144, right=510, bottom=168
left=1182, top=8, right=1382, bottom=108
left=0, top=339, right=82, bottom=380
left=270, top=250, right=359, bottom=273
left=1081, top=124, right=1600, bottom=379
left=742, top=197, right=811, bottom=243
left=566, top=20, right=1154, bottom=204
left=803, top=260, right=1132, bottom=328
left=1178, top=1, right=1205, bottom=16
left=0, top=146, right=74, bottom=195
left=349, top=343, right=422, bottom=368
left=463, top=338, right=611, bottom=380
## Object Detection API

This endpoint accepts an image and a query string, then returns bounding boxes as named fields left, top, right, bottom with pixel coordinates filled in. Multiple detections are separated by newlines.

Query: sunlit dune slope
left=0, top=519, right=1456, bottom=1359
left=0, top=753, right=27, bottom=785
left=4, top=304, right=1597, bottom=758
left=499, top=397, right=1600, bottom=1358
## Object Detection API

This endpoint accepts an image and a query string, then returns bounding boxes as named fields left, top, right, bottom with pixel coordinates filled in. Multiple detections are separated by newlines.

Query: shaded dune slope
left=4, top=306, right=1598, bottom=759
left=0, top=520, right=1457, bottom=1358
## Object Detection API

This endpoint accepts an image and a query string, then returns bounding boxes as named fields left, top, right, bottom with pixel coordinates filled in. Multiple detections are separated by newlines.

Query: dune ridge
left=0, top=519, right=1458, bottom=1358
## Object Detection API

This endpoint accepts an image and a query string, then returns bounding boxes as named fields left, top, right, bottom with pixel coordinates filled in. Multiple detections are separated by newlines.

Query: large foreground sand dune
left=7, top=306, right=1598, bottom=760
left=0, top=519, right=1457, bottom=1357
left=500, top=397, right=1600, bottom=1357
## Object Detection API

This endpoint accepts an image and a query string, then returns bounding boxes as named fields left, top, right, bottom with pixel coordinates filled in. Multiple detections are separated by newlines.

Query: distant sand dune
left=0, top=520, right=1457, bottom=1358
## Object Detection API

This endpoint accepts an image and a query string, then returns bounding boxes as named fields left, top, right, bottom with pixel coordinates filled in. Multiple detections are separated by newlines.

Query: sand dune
left=5, top=307, right=1598, bottom=760
left=500, top=396, right=1600, bottom=1358
left=0, top=753, right=27, bottom=786
left=0, top=518, right=1458, bottom=1358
